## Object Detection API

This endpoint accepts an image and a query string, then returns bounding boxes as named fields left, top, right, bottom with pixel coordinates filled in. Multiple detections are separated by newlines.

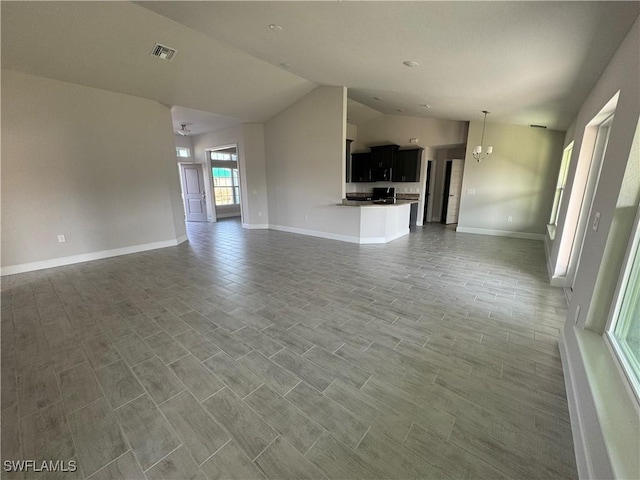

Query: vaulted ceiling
left=3, top=1, right=638, bottom=132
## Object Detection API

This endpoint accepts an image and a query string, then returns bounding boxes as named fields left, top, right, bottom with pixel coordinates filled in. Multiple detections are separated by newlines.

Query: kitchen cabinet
left=350, top=152, right=372, bottom=182
left=345, top=139, right=353, bottom=182
left=370, top=145, right=399, bottom=182
left=392, top=148, right=422, bottom=182
left=351, top=145, right=422, bottom=183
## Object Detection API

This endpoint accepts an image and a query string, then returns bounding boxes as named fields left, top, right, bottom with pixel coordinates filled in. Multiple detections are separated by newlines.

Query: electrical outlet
left=467, top=189, right=475, bottom=195
left=507, top=216, right=513, bottom=222
left=252, top=189, right=258, bottom=195
left=410, top=138, right=418, bottom=144
left=57, top=235, right=66, bottom=243
left=592, top=212, right=601, bottom=231
left=304, top=214, right=309, bottom=221
left=258, top=211, right=262, bottom=217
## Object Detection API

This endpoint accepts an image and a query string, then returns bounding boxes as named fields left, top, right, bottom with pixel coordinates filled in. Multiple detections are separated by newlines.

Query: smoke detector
left=150, top=43, right=177, bottom=61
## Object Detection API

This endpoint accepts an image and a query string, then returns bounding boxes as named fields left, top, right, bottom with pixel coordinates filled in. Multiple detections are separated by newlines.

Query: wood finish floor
left=1, top=219, right=577, bottom=479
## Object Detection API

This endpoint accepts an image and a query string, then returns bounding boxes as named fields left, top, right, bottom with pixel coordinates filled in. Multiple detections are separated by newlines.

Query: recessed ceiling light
left=373, top=96, right=383, bottom=101
left=269, top=24, right=283, bottom=31
left=279, top=62, right=291, bottom=69
left=403, top=60, right=419, bottom=68
left=420, top=104, right=432, bottom=109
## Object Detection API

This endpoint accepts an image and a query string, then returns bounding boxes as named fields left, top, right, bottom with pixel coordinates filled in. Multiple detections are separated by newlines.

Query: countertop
left=337, top=199, right=418, bottom=207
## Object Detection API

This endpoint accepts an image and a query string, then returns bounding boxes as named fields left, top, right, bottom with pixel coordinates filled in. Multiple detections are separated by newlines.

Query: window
left=210, top=151, right=237, bottom=161
left=549, top=142, right=573, bottom=227
left=209, top=147, right=240, bottom=207
left=212, top=167, right=240, bottom=205
left=607, top=218, right=640, bottom=399
left=176, top=147, right=191, bottom=158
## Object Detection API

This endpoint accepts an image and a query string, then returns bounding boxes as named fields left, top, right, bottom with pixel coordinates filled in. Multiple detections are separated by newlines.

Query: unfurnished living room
left=2, top=2, right=639, bottom=480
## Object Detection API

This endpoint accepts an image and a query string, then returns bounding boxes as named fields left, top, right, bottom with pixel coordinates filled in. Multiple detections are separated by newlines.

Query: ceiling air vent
left=150, top=43, right=176, bottom=61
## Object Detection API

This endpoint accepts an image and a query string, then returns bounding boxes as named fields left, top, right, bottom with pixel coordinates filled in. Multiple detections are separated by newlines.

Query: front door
left=180, top=164, right=207, bottom=222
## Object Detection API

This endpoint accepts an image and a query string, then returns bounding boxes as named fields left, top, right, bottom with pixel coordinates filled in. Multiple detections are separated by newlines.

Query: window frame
left=605, top=204, right=640, bottom=403
left=549, top=142, right=574, bottom=229
left=211, top=166, right=240, bottom=206
left=207, top=146, right=241, bottom=208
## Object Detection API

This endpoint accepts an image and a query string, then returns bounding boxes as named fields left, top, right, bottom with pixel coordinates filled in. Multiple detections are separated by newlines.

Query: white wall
left=1, top=70, right=186, bottom=274
left=242, top=123, right=269, bottom=227
left=457, top=123, right=565, bottom=237
left=264, top=86, right=359, bottom=238
left=346, top=123, right=358, bottom=141
left=347, top=114, right=468, bottom=225
left=552, top=17, right=640, bottom=480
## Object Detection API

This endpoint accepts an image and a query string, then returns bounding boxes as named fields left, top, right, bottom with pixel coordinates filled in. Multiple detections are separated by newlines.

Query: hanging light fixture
left=472, top=110, right=493, bottom=162
left=178, top=123, right=191, bottom=136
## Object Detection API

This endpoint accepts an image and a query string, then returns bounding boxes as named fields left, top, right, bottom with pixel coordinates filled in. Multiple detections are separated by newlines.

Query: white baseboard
left=559, top=330, right=594, bottom=480
left=1, top=237, right=187, bottom=276
left=559, top=327, right=640, bottom=480
left=242, top=223, right=269, bottom=230
left=269, top=224, right=361, bottom=244
left=455, top=226, right=545, bottom=241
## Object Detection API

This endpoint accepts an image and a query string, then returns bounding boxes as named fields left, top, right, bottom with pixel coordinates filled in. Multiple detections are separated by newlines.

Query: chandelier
left=472, top=111, right=493, bottom=162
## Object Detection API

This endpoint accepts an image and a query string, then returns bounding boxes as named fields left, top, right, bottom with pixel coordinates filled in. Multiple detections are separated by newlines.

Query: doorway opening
left=423, top=160, right=434, bottom=224
left=208, top=145, right=243, bottom=222
left=441, top=159, right=465, bottom=224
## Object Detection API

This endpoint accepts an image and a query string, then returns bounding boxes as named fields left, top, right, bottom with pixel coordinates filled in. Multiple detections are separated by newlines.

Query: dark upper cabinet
left=345, top=139, right=353, bottom=182
left=370, top=145, right=399, bottom=181
left=350, top=152, right=372, bottom=182
left=392, top=148, right=422, bottom=182
left=351, top=145, right=421, bottom=183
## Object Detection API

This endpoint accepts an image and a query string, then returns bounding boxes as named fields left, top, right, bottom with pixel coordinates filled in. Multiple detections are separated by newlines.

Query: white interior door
left=180, top=164, right=208, bottom=222
left=445, top=159, right=465, bottom=224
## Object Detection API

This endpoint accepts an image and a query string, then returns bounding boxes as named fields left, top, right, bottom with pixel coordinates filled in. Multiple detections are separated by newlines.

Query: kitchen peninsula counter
left=338, top=199, right=419, bottom=207
left=334, top=199, right=414, bottom=243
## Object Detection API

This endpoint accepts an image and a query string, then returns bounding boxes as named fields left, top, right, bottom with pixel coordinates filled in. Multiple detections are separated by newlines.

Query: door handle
left=201, top=192, right=206, bottom=199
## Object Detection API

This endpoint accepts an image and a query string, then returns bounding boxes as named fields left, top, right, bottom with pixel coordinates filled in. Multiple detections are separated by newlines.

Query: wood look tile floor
left=1, top=219, right=577, bottom=479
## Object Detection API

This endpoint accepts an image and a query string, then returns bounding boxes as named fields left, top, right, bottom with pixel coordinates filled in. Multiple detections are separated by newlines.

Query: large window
left=607, top=217, right=640, bottom=399
left=212, top=167, right=240, bottom=205
left=549, top=142, right=573, bottom=228
left=209, top=148, right=240, bottom=206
